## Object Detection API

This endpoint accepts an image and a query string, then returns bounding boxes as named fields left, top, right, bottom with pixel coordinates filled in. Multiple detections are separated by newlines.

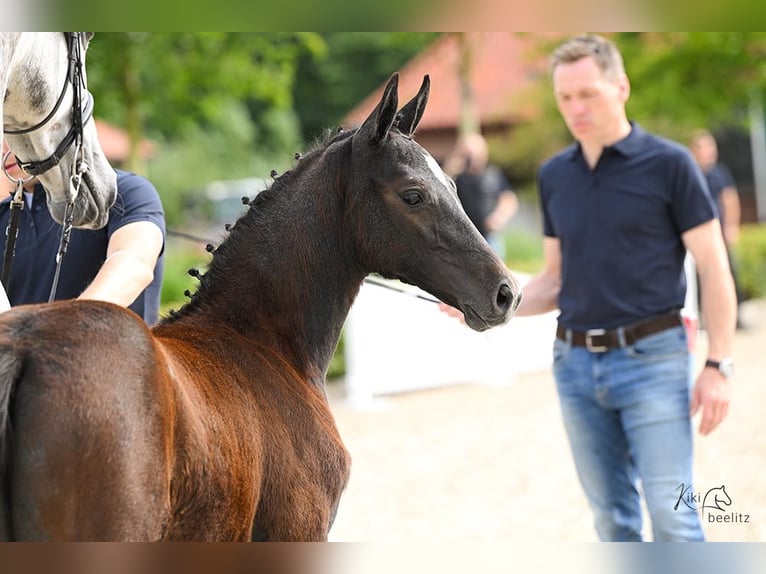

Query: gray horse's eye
left=400, top=189, right=424, bottom=206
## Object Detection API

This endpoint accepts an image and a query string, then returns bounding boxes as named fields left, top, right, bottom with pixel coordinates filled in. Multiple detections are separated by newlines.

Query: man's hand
left=690, top=368, right=731, bottom=435
left=438, top=302, right=465, bottom=324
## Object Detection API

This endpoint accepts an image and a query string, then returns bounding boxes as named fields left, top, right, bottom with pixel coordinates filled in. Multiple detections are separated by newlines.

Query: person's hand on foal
left=438, top=302, right=466, bottom=325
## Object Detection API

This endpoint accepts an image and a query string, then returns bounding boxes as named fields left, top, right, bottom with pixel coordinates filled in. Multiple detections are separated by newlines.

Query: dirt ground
left=326, top=299, right=766, bottom=542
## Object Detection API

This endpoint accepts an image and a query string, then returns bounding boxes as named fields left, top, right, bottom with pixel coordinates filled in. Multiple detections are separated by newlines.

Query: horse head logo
left=702, top=485, right=732, bottom=513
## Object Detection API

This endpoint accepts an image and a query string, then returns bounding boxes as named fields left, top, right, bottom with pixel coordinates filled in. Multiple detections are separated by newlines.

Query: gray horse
left=0, top=32, right=117, bottom=309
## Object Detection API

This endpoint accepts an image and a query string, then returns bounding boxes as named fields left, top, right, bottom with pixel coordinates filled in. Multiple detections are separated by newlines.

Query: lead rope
left=48, top=201, right=75, bottom=303
left=48, top=142, right=86, bottom=303
left=1, top=179, right=26, bottom=289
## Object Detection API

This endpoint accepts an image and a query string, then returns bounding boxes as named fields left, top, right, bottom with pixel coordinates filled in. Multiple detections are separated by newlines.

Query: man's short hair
left=551, top=34, right=625, bottom=81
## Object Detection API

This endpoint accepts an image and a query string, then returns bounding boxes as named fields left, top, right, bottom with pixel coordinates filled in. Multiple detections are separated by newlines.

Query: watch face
left=719, top=358, right=735, bottom=378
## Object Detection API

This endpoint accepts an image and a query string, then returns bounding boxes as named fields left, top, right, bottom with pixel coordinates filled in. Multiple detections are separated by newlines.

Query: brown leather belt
left=556, top=311, right=683, bottom=353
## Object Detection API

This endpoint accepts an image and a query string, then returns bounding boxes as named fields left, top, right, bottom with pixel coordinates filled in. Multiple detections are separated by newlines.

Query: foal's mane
left=160, top=128, right=358, bottom=326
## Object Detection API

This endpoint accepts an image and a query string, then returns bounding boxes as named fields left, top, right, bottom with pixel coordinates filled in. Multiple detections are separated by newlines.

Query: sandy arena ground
left=327, top=299, right=766, bottom=542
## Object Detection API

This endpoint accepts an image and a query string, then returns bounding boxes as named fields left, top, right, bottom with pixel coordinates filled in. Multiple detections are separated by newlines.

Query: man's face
left=553, top=56, right=629, bottom=146
left=691, top=135, right=718, bottom=171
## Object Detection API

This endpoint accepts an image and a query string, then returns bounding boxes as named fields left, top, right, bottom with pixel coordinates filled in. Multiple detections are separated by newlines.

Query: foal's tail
left=0, top=349, right=22, bottom=462
left=0, top=346, right=22, bottom=540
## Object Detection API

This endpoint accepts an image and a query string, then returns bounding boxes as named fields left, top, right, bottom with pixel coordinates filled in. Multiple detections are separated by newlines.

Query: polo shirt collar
left=567, top=121, right=645, bottom=161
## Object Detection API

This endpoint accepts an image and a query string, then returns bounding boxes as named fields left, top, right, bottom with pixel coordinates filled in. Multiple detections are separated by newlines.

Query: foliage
left=88, top=33, right=324, bottom=141
left=502, top=227, right=544, bottom=274
left=618, top=33, right=766, bottom=138
left=733, top=224, right=766, bottom=300
left=86, top=33, right=324, bottom=225
left=327, top=332, right=346, bottom=380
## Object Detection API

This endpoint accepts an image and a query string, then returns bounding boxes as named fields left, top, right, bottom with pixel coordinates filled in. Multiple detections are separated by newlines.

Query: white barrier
left=342, top=275, right=558, bottom=402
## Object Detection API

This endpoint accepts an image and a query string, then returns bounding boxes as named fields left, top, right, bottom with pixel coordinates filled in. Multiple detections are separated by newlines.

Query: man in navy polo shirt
left=1, top=140, right=165, bottom=325
left=516, top=35, right=737, bottom=541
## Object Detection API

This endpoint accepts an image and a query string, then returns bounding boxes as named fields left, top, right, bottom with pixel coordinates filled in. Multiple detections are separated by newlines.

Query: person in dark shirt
left=444, top=133, right=518, bottom=258
left=690, top=129, right=746, bottom=328
left=443, top=35, right=737, bottom=541
left=523, top=34, right=736, bottom=542
left=1, top=139, right=165, bottom=324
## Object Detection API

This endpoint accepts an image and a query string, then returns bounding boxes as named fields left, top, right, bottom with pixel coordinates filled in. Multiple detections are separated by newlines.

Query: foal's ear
left=358, top=73, right=399, bottom=145
left=396, top=75, right=430, bottom=137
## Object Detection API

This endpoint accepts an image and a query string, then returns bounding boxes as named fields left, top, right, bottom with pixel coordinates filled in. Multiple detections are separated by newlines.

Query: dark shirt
left=454, top=165, right=511, bottom=237
left=703, top=162, right=734, bottom=221
left=538, top=123, right=716, bottom=331
left=0, top=169, right=165, bottom=325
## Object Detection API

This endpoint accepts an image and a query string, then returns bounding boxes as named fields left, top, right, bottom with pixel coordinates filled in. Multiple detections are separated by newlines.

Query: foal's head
left=2, top=32, right=116, bottom=229
left=346, top=74, right=521, bottom=331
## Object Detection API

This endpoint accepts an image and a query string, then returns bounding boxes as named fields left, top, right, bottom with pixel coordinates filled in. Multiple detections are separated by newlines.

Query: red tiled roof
left=343, top=33, right=557, bottom=131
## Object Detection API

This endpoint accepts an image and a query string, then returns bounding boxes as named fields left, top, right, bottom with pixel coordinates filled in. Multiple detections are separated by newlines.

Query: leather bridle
left=2, top=32, right=92, bottom=296
left=4, top=32, right=93, bottom=176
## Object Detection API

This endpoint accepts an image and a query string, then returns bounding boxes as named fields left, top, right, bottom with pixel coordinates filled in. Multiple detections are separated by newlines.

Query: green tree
left=618, top=32, right=766, bottom=138
left=85, top=33, right=325, bottom=224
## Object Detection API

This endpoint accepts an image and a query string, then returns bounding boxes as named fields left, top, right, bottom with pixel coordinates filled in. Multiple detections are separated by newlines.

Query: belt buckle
left=585, top=328, right=608, bottom=353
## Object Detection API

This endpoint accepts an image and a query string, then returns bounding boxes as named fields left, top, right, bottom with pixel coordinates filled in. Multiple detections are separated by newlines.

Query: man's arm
left=485, top=190, right=519, bottom=233
left=78, top=221, right=164, bottom=307
left=515, top=236, right=562, bottom=317
left=682, top=218, right=737, bottom=435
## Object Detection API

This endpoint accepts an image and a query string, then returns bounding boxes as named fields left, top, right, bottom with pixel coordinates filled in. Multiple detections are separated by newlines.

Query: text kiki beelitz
left=675, top=483, right=750, bottom=524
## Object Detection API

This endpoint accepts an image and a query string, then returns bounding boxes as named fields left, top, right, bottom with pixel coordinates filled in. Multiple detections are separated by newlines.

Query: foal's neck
left=188, top=149, right=364, bottom=382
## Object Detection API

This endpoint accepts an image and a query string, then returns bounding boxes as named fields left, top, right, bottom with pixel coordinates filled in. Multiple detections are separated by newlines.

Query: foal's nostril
left=496, top=282, right=522, bottom=316
left=496, top=283, right=513, bottom=313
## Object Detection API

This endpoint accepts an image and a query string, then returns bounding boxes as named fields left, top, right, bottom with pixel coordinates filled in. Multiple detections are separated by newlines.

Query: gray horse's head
left=2, top=32, right=117, bottom=229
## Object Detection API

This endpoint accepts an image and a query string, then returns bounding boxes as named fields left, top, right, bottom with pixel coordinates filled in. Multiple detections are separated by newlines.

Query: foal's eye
left=400, top=189, right=424, bottom=206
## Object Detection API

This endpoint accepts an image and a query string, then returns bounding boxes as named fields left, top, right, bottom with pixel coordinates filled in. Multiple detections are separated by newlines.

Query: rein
left=0, top=178, right=26, bottom=288
left=48, top=201, right=75, bottom=302
left=2, top=32, right=90, bottom=295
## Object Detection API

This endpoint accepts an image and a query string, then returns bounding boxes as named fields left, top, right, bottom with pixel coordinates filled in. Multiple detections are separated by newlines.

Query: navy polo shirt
left=0, top=169, right=165, bottom=325
left=538, top=123, right=716, bottom=331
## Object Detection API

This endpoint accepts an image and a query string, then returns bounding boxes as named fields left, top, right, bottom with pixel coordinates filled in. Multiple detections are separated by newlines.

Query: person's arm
left=682, top=218, right=737, bottom=435
left=485, top=189, right=519, bottom=233
left=77, top=221, right=163, bottom=307
left=514, top=236, right=562, bottom=317
left=720, top=185, right=741, bottom=244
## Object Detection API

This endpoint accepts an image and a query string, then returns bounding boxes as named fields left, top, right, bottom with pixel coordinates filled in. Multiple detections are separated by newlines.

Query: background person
left=443, top=133, right=518, bottom=258
left=689, top=129, right=747, bottom=329
left=1, top=139, right=165, bottom=325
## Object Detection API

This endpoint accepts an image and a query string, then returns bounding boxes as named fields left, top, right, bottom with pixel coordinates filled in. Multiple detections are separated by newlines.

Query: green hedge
left=733, top=224, right=766, bottom=300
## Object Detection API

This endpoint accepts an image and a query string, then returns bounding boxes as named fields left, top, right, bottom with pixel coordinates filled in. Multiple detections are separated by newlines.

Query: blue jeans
left=553, top=325, right=704, bottom=541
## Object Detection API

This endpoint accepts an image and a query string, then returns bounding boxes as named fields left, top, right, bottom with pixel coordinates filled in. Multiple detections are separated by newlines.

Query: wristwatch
left=705, top=358, right=734, bottom=379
